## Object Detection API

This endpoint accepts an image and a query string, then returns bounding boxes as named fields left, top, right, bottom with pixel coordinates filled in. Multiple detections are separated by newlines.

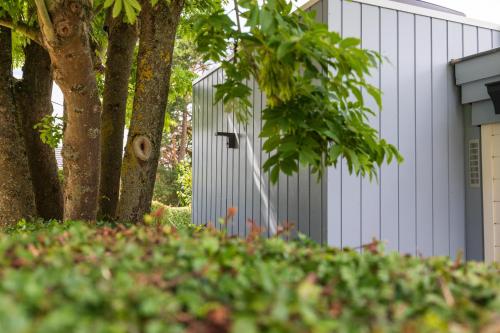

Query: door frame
left=481, top=124, right=495, bottom=263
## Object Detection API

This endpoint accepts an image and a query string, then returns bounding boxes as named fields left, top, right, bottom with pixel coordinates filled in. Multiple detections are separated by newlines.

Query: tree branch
left=233, top=0, right=241, bottom=33
left=34, top=0, right=56, bottom=44
left=0, top=18, right=43, bottom=46
left=233, top=0, right=241, bottom=61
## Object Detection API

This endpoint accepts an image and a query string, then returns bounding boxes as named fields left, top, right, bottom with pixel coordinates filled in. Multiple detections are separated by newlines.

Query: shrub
left=153, top=165, right=180, bottom=206
left=150, top=201, right=191, bottom=228
left=153, top=162, right=192, bottom=207
left=0, top=222, right=498, bottom=333
left=176, top=160, right=192, bottom=206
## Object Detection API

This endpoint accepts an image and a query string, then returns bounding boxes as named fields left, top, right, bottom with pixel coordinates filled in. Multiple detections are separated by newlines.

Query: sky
left=425, top=0, right=500, bottom=24
left=288, top=0, right=500, bottom=24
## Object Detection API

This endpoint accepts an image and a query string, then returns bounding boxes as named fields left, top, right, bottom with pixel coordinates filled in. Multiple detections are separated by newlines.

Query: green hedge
left=150, top=201, right=191, bottom=228
left=0, top=221, right=499, bottom=333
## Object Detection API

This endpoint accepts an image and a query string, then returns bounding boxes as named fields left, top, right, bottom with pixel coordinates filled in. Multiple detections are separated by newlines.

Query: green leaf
left=123, top=0, right=136, bottom=23
left=112, top=0, right=123, bottom=18
left=127, top=0, right=141, bottom=11
left=103, top=0, right=115, bottom=9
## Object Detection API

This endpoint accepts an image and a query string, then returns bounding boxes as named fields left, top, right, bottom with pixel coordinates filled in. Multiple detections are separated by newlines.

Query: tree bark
left=16, top=42, right=63, bottom=220
left=178, top=103, right=188, bottom=161
left=36, top=0, right=101, bottom=221
left=98, top=15, right=137, bottom=220
left=0, top=27, right=36, bottom=225
left=117, top=0, right=184, bottom=222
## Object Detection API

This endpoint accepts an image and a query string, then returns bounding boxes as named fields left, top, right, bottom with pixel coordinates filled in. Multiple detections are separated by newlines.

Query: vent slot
left=469, top=139, right=481, bottom=188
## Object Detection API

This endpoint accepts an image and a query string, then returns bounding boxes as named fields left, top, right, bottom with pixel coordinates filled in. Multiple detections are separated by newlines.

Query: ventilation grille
left=469, top=139, right=481, bottom=188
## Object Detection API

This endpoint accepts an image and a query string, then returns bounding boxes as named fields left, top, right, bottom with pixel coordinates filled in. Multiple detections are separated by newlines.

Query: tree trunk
left=16, top=42, right=63, bottom=220
left=0, top=27, right=36, bottom=225
left=178, top=103, right=188, bottom=161
left=117, top=0, right=184, bottom=222
left=36, top=0, right=101, bottom=221
left=98, top=15, right=137, bottom=220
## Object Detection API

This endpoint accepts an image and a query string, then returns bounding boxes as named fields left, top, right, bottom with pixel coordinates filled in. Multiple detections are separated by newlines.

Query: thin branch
left=233, top=0, right=241, bottom=33
left=34, top=0, right=56, bottom=44
left=0, top=18, right=43, bottom=46
left=233, top=0, right=241, bottom=61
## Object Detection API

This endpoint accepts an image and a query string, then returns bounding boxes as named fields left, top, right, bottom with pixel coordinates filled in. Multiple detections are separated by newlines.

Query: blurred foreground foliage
left=0, top=218, right=499, bottom=333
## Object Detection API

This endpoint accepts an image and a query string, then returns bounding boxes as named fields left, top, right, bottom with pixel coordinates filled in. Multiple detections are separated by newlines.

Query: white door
left=481, top=123, right=500, bottom=263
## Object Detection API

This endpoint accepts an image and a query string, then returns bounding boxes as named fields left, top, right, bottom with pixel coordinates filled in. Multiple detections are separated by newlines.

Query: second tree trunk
left=98, top=16, right=137, bottom=220
left=117, top=0, right=184, bottom=222
left=0, top=27, right=36, bottom=225
left=16, top=42, right=63, bottom=220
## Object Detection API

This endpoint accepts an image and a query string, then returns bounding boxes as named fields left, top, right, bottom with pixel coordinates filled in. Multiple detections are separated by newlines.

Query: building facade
left=192, top=0, right=500, bottom=261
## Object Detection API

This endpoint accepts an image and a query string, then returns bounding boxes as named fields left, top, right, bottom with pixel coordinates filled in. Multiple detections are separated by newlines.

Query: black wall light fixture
left=485, top=81, right=500, bottom=114
left=216, top=132, right=239, bottom=149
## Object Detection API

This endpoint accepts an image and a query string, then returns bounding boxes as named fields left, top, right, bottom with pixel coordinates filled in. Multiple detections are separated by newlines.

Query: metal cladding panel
left=192, top=0, right=499, bottom=257
left=192, top=80, right=198, bottom=225
left=415, top=15, right=433, bottom=257
left=431, top=18, right=449, bottom=257
left=494, top=31, right=500, bottom=47
left=216, top=70, right=224, bottom=228
left=322, top=0, right=499, bottom=258
left=208, top=74, right=215, bottom=226
left=398, top=11, right=416, bottom=255
left=448, top=22, right=465, bottom=259
left=478, top=28, right=493, bottom=52
left=463, top=25, right=478, bottom=57
left=340, top=0, right=362, bottom=250
left=327, top=0, right=342, bottom=247
left=379, top=8, right=399, bottom=252
left=361, top=3, right=381, bottom=249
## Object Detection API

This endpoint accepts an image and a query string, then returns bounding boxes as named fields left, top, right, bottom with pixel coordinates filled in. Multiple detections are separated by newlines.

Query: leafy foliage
left=194, top=0, right=402, bottom=182
left=150, top=201, right=192, bottom=227
left=176, top=160, right=192, bottom=206
left=153, top=164, right=181, bottom=206
left=0, top=221, right=499, bottom=332
left=33, top=115, right=63, bottom=149
left=153, top=162, right=191, bottom=207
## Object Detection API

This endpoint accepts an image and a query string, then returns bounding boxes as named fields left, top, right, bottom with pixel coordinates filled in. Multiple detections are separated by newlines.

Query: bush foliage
left=153, top=163, right=192, bottom=207
left=0, top=220, right=498, bottom=333
left=150, top=201, right=191, bottom=228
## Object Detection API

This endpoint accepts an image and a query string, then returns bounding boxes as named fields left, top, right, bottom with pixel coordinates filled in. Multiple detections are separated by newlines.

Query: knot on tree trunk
left=55, top=20, right=73, bottom=38
left=69, top=1, right=83, bottom=17
left=132, top=135, right=152, bottom=161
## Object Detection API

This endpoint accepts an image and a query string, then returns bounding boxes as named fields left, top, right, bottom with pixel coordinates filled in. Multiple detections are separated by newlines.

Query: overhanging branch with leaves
left=194, top=0, right=402, bottom=183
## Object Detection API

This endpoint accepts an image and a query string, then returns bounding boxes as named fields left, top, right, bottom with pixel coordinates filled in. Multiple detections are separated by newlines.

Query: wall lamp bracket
left=485, top=81, right=500, bottom=114
left=215, top=132, right=239, bottom=149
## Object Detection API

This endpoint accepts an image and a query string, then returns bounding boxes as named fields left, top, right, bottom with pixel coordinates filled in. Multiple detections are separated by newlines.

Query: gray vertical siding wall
left=192, top=0, right=500, bottom=257
left=326, top=0, right=500, bottom=258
